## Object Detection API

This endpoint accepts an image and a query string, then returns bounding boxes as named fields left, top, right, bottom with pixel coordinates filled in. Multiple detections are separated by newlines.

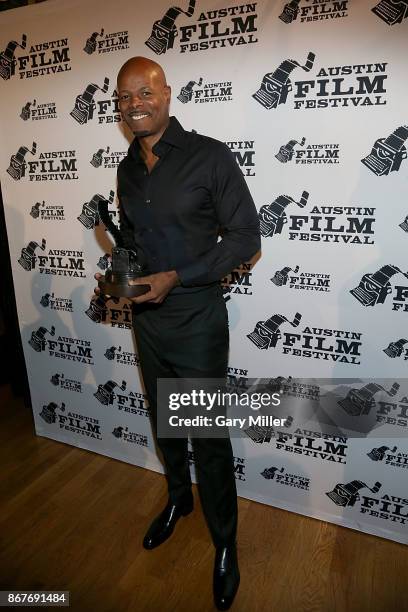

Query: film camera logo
left=259, top=190, right=309, bottom=239
left=70, top=77, right=113, bottom=125
left=254, top=55, right=388, bottom=111
left=384, top=338, right=408, bottom=360
left=146, top=2, right=257, bottom=55
left=145, top=0, right=196, bottom=55
left=77, top=190, right=115, bottom=230
left=261, top=465, right=310, bottom=491
left=40, top=292, right=73, bottom=313
left=253, top=52, right=315, bottom=109
left=278, top=0, right=348, bottom=24
left=90, top=147, right=126, bottom=169
left=372, top=0, right=408, bottom=25
left=112, top=426, right=148, bottom=447
left=225, top=140, right=256, bottom=177
left=39, top=401, right=102, bottom=440
left=177, top=78, right=233, bottom=104
left=248, top=313, right=363, bottom=365
left=350, top=264, right=408, bottom=311
left=94, top=379, right=149, bottom=416
left=30, top=201, right=65, bottom=221
left=367, top=444, right=408, bottom=470
left=275, top=137, right=340, bottom=165
left=7, top=143, right=78, bottom=182
left=20, top=99, right=57, bottom=121
left=104, top=345, right=140, bottom=367
left=83, top=28, right=129, bottom=55
left=361, top=125, right=408, bottom=176
left=18, top=240, right=85, bottom=278
left=28, top=327, right=94, bottom=364
left=6, top=142, right=36, bottom=180
left=222, top=263, right=253, bottom=301
left=326, top=480, right=408, bottom=525
left=85, top=295, right=132, bottom=330
left=337, top=382, right=400, bottom=416
left=0, top=34, right=27, bottom=80
left=6, top=36, right=70, bottom=80
left=271, top=265, right=331, bottom=293
left=50, top=372, right=83, bottom=394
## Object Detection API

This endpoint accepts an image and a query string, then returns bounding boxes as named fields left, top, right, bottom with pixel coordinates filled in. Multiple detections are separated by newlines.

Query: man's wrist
left=167, top=270, right=181, bottom=287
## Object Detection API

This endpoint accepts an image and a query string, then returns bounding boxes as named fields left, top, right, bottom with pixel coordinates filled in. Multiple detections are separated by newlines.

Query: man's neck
left=136, top=118, right=170, bottom=162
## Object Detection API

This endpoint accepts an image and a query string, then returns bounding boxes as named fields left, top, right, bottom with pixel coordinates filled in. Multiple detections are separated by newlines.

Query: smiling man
left=97, top=56, right=260, bottom=611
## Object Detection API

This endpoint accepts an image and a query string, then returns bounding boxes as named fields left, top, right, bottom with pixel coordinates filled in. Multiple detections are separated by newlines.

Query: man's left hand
left=129, top=270, right=180, bottom=304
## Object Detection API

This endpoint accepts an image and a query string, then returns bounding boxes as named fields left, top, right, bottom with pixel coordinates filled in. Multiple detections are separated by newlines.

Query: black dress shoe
left=142, top=500, right=193, bottom=550
left=213, top=543, right=240, bottom=611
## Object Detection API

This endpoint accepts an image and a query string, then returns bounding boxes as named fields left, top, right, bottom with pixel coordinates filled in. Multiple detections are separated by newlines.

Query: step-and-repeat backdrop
left=1, top=0, right=407, bottom=544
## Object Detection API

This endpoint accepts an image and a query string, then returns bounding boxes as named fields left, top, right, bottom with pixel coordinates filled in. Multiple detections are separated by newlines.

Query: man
left=95, top=56, right=260, bottom=610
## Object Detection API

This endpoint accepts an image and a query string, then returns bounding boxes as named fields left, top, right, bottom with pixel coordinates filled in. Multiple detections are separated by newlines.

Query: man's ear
left=165, top=84, right=171, bottom=103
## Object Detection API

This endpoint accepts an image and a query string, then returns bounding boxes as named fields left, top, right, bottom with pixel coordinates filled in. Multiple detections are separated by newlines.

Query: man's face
left=117, top=65, right=170, bottom=138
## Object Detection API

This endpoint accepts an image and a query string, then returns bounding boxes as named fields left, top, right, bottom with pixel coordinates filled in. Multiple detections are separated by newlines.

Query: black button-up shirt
left=118, top=116, right=261, bottom=294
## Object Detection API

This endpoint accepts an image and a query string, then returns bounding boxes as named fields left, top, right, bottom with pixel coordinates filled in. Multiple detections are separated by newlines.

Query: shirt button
left=146, top=199, right=151, bottom=204
left=148, top=228, right=153, bottom=233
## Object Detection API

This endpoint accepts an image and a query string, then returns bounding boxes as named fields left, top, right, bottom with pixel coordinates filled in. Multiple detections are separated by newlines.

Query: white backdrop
left=1, top=0, right=408, bottom=545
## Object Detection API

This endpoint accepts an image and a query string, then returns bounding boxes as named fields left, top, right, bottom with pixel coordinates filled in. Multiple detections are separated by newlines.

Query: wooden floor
left=0, top=383, right=407, bottom=612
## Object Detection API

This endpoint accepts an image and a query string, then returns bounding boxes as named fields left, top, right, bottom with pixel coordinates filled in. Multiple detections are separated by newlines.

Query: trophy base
left=98, top=275, right=150, bottom=298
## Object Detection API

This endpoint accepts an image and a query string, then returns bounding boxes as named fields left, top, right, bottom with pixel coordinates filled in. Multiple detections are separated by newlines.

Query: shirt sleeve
left=176, top=142, right=261, bottom=286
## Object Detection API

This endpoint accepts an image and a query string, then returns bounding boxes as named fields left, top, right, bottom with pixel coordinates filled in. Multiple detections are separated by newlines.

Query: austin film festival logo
left=260, top=195, right=376, bottom=246
left=39, top=401, right=102, bottom=441
left=0, top=34, right=70, bottom=80
left=30, top=200, right=65, bottom=221
left=361, top=125, right=408, bottom=176
left=253, top=53, right=388, bottom=110
left=77, top=190, right=115, bottom=230
left=261, top=465, right=310, bottom=491
left=94, top=379, right=149, bottom=417
left=70, top=78, right=122, bottom=125
left=177, top=77, right=233, bottom=104
left=90, top=147, right=126, bottom=169
left=271, top=265, right=331, bottom=293
left=6, top=142, right=78, bottom=182
left=51, top=372, right=83, bottom=394
left=367, top=444, right=408, bottom=469
left=28, top=326, right=94, bottom=365
left=372, top=0, right=408, bottom=25
left=187, top=442, right=246, bottom=481
left=19, top=98, right=57, bottom=121
left=85, top=294, right=132, bottom=330
left=275, top=137, right=340, bottom=165
left=326, top=479, right=408, bottom=526
left=226, top=365, right=250, bottom=393
left=40, top=292, right=73, bottom=313
left=278, top=0, right=349, bottom=24
left=146, top=2, right=258, bottom=55
left=112, top=426, right=148, bottom=448
left=83, top=28, right=129, bottom=55
left=370, top=387, right=408, bottom=429
left=104, top=345, right=140, bottom=367
left=222, top=263, right=253, bottom=300
left=17, top=239, right=85, bottom=278
left=248, top=311, right=363, bottom=365
left=350, top=264, right=408, bottom=311
left=225, top=140, right=256, bottom=177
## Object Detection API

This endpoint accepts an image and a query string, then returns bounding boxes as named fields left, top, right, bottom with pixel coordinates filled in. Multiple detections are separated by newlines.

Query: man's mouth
left=129, top=112, right=149, bottom=122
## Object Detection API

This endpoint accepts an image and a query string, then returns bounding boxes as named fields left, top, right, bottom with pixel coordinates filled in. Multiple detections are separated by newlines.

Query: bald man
left=96, top=57, right=260, bottom=611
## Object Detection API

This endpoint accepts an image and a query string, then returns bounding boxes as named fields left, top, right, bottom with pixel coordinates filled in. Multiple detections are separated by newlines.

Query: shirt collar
left=129, top=116, right=186, bottom=162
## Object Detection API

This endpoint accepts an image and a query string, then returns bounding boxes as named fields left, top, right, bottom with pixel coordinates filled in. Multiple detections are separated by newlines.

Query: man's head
left=117, top=56, right=171, bottom=139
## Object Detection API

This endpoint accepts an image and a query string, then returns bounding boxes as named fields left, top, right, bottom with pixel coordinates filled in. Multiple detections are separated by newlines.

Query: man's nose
left=129, top=94, right=144, bottom=108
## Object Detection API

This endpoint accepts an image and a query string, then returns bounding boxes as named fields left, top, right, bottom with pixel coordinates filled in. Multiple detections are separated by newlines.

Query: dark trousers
left=132, top=284, right=238, bottom=547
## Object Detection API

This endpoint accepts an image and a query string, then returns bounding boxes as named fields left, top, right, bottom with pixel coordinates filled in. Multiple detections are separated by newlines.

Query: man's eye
left=142, top=91, right=151, bottom=96
left=119, top=95, right=129, bottom=101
